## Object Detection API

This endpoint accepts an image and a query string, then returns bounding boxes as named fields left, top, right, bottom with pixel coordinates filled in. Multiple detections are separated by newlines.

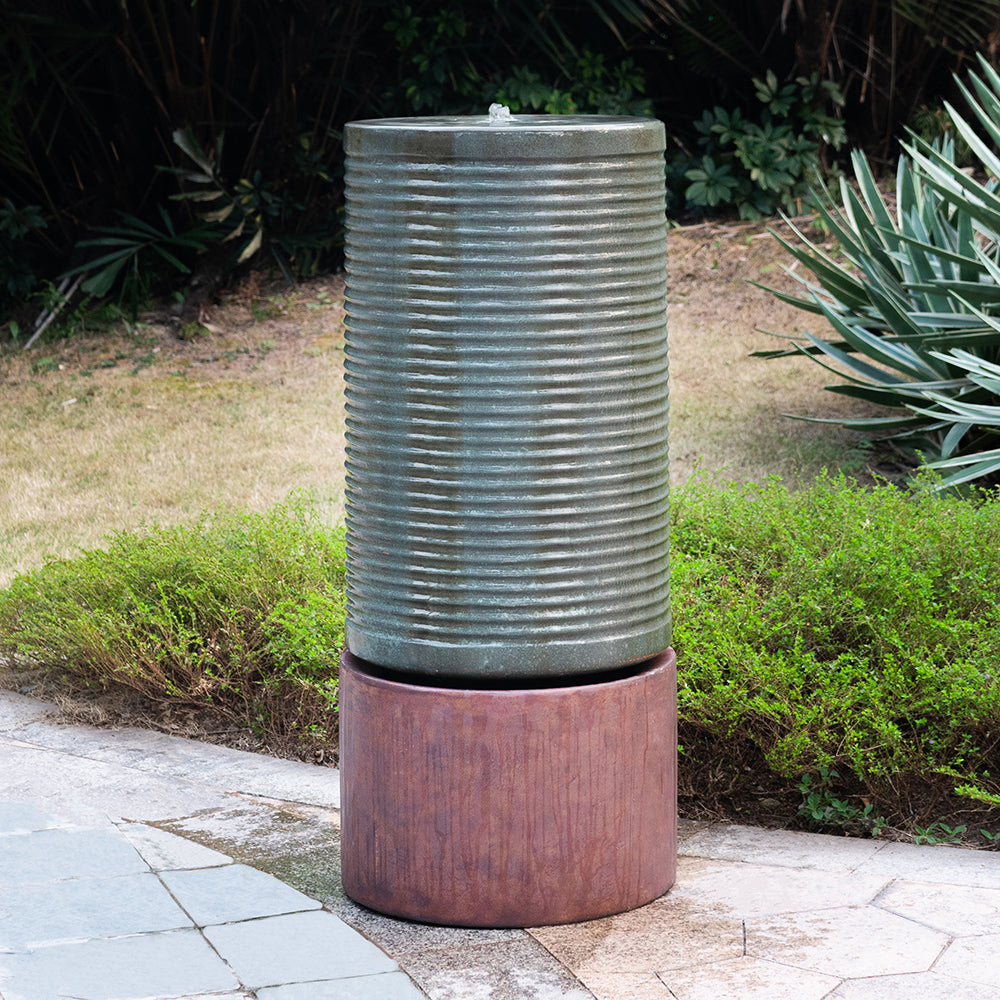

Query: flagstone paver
left=530, top=893, right=744, bottom=975
left=667, top=857, right=888, bottom=917
left=874, top=879, right=1000, bottom=936
left=934, top=934, right=1000, bottom=987
left=746, top=905, right=949, bottom=978
left=658, top=956, right=840, bottom=1000
left=832, top=971, right=1000, bottom=1000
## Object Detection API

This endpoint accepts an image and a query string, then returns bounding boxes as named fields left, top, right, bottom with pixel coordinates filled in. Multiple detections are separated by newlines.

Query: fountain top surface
left=344, top=112, right=664, bottom=159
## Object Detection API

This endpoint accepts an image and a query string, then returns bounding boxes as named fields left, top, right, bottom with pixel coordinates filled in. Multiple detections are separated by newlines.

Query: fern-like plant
left=757, top=56, right=1000, bottom=488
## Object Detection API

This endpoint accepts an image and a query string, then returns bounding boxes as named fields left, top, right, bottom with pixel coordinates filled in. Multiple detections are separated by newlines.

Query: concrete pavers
left=257, top=973, right=429, bottom=999
left=204, top=910, right=397, bottom=987
left=747, top=906, right=949, bottom=977
left=934, top=934, right=1000, bottom=986
left=654, top=957, right=841, bottom=1000
left=4, top=688, right=1000, bottom=1000
left=0, top=928, right=241, bottom=1000
left=525, top=822, right=1000, bottom=1000
left=0, top=825, right=148, bottom=883
left=832, top=972, right=1000, bottom=999
left=873, top=879, right=1000, bottom=936
left=0, top=872, right=191, bottom=950
left=159, top=863, right=322, bottom=925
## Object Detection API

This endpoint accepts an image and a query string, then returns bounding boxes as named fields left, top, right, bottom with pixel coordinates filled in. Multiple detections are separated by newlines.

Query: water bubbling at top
left=487, top=103, right=513, bottom=125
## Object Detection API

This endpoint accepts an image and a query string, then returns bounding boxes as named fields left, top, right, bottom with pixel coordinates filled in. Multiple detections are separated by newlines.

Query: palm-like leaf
left=759, top=63, right=1000, bottom=485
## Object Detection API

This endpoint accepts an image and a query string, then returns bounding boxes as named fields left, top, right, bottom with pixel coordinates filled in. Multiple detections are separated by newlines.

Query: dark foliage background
left=3, top=0, right=999, bottom=326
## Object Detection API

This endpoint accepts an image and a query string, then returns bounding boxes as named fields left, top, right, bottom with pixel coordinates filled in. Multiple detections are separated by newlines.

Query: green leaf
left=923, top=448, right=1000, bottom=488
left=172, top=127, right=216, bottom=175
left=81, top=256, right=129, bottom=297
left=236, top=228, right=263, bottom=263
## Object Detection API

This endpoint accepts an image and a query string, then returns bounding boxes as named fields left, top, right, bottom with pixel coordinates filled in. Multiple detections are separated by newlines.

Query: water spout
left=487, top=103, right=513, bottom=125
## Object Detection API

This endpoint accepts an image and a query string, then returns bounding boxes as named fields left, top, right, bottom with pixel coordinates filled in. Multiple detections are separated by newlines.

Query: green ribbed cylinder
left=343, top=114, right=669, bottom=678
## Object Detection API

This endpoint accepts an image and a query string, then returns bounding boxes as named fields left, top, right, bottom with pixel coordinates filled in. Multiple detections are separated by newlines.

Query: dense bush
left=670, top=72, right=845, bottom=219
left=2, top=478, right=999, bottom=837
left=0, top=497, right=344, bottom=747
left=673, top=473, right=1000, bottom=835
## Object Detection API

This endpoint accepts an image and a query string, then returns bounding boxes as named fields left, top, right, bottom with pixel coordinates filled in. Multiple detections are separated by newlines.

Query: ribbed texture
left=344, top=125, right=669, bottom=677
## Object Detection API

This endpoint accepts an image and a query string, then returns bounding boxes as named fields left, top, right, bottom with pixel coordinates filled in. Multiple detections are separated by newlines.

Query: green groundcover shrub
left=673, top=472, right=1000, bottom=834
left=0, top=495, right=344, bottom=745
left=1, top=476, right=999, bottom=835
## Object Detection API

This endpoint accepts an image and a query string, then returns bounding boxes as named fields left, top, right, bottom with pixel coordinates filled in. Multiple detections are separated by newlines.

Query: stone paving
left=3, top=688, right=1000, bottom=1000
left=529, top=825, right=1000, bottom=1000
left=0, top=804, right=413, bottom=1000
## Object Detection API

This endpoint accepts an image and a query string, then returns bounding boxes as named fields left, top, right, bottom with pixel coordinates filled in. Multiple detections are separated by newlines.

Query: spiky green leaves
left=758, top=58, right=1000, bottom=487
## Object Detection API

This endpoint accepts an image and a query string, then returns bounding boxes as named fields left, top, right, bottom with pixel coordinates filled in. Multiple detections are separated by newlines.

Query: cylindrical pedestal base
left=339, top=648, right=677, bottom=927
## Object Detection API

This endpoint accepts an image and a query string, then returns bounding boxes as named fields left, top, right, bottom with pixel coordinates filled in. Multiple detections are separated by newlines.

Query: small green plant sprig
left=913, top=822, right=968, bottom=845
left=796, top=767, right=887, bottom=836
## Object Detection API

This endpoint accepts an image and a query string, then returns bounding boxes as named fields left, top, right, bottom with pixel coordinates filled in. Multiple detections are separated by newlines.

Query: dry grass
left=0, top=277, right=346, bottom=586
left=0, top=222, right=889, bottom=587
left=666, top=221, right=888, bottom=486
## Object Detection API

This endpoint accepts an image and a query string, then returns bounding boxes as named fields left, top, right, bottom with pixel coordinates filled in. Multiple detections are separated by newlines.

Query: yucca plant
left=757, top=56, right=1000, bottom=488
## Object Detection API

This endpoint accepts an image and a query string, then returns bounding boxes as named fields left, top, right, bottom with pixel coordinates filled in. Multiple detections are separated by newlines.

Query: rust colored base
left=339, top=649, right=677, bottom=928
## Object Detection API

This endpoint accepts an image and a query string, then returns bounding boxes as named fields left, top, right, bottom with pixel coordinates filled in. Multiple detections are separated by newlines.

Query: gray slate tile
left=0, top=927, right=238, bottom=1000
left=204, top=910, right=397, bottom=989
left=14, top=721, right=341, bottom=807
left=0, top=802, right=68, bottom=836
left=160, top=863, right=321, bottom=926
left=0, top=826, right=147, bottom=885
left=148, top=994, right=249, bottom=1000
left=258, top=971, right=428, bottom=999
left=118, top=822, right=232, bottom=871
left=0, top=871, right=191, bottom=951
left=0, top=740, right=234, bottom=825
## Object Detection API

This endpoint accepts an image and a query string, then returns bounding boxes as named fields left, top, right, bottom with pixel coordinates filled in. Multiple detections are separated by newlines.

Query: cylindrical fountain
left=339, top=110, right=676, bottom=927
